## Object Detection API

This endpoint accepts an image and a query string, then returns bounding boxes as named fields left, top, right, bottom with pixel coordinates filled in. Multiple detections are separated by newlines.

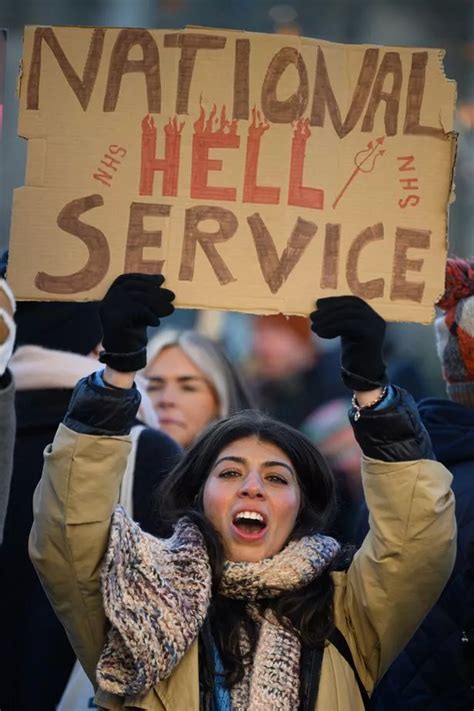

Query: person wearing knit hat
left=0, top=263, right=182, bottom=711
left=369, top=257, right=474, bottom=711
left=434, top=257, right=474, bottom=405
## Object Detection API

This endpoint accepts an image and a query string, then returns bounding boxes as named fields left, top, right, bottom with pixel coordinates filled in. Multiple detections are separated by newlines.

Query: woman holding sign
left=29, top=274, right=455, bottom=710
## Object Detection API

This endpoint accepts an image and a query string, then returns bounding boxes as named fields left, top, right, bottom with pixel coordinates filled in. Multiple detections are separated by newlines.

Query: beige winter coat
left=29, top=425, right=456, bottom=710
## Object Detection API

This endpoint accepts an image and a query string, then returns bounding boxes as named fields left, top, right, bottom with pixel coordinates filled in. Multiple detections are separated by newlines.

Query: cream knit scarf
left=97, top=507, right=340, bottom=710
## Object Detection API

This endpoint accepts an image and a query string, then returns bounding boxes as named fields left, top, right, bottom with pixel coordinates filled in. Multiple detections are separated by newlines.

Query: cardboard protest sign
left=8, top=26, right=456, bottom=320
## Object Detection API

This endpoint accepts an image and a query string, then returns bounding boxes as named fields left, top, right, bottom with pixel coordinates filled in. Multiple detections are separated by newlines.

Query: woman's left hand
left=309, top=295, right=387, bottom=391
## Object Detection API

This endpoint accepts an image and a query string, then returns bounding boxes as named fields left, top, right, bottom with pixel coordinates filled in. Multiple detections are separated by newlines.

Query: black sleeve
left=63, top=374, right=141, bottom=436
left=349, top=386, right=435, bottom=462
left=132, top=428, right=183, bottom=532
left=0, top=368, right=12, bottom=389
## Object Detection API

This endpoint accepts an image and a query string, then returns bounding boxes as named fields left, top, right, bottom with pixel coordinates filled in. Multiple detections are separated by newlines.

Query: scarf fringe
left=98, top=508, right=340, bottom=707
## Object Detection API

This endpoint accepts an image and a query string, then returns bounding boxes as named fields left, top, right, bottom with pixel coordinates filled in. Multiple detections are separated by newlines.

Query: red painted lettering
left=140, top=115, right=184, bottom=196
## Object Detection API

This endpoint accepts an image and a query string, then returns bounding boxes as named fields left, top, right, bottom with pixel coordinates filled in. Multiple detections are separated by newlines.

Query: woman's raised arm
left=310, top=296, right=456, bottom=693
left=29, top=274, right=175, bottom=686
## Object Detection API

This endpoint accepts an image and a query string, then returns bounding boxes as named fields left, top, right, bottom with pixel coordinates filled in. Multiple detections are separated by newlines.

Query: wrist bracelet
left=352, top=386, right=388, bottom=421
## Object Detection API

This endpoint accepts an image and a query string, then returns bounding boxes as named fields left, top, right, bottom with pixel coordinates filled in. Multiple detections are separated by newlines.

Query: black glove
left=99, top=273, right=175, bottom=372
left=310, top=296, right=387, bottom=391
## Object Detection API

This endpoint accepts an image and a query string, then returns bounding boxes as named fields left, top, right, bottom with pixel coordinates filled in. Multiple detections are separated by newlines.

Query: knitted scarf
left=97, top=507, right=340, bottom=710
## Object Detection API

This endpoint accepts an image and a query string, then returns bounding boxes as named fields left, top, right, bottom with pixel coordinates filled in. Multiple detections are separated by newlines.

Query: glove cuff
left=99, top=347, right=147, bottom=372
left=341, top=366, right=388, bottom=392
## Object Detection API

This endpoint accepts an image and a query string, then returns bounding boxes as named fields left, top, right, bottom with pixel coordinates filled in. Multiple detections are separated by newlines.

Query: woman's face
left=146, top=345, right=220, bottom=447
left=203, top=436, right=301, bottom=562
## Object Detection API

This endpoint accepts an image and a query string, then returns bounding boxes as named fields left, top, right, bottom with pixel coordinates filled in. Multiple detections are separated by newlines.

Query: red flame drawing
left=292, top=117, right=312, bottom=141
left=248, top=106, right=270, bottom=138
left=194, top=103, right=238, bottom=136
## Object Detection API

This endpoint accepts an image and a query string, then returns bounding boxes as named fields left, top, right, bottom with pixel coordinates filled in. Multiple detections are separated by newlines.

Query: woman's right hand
left=99, top=273, right=175, bottom=375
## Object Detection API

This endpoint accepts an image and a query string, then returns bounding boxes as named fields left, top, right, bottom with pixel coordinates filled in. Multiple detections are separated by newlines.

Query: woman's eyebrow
left=146, top=375, right=206, bottom=383
left=262, top=460, right=295, bottom=476
left=213, top=455, right=246, bottom=468
left=212, top=456, right=294, bottom=476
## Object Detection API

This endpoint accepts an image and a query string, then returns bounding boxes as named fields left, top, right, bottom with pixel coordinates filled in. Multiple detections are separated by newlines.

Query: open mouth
left=232, top=511, right=268, bottom=539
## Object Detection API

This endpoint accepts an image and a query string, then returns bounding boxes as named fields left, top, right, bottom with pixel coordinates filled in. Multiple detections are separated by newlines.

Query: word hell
left=34, top=195, right=431, bottom=305
left=140, top=109, right=324, bottom=209
left=27, top=27, right=444, bottom=139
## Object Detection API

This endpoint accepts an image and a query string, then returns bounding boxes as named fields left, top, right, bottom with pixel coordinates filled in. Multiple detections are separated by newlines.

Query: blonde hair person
left=144, top=329, right=253, bottom=447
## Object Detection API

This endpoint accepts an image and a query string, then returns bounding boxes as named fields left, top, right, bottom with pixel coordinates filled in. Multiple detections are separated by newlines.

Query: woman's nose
left=157, top=387, right=176, bottom=408
left=147, top=382, right=175, bottom=409
left=239, top=472, right=265, bottom=499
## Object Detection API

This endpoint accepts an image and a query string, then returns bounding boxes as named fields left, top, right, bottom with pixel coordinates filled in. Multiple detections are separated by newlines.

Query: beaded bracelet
left=351, top=386, right=388, bottom=421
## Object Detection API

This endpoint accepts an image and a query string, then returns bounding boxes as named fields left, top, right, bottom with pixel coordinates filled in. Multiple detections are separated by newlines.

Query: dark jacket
left=368, top=397, right=474, bottom=711
left=0, top=382, right=180, bottom=711
left=0, top=370, right=15, bottom=544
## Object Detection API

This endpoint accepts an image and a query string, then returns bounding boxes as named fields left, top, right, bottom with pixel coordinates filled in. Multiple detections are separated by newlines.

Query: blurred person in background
left=144, top=328, right=254, bottom=448
left=250, top=314, right=430, bottom=431
left=0, top=271, right=181, bottom=711
left=0, top=263, right=16, bottom=545
left=367, top=257, right=474, bottom=711
left=301, top=398, right=363, bottom=544
left=383, top=325, right=431, bottom=402
left=249, top=313, right=348, bottom=428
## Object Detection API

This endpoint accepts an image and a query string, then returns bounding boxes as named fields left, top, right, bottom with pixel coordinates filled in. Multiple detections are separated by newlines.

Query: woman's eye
left=182, top=385, right=199, bottom=392
left=218, top=469, right=240, bottom=479
left=266, top=475, right=288, bottom=485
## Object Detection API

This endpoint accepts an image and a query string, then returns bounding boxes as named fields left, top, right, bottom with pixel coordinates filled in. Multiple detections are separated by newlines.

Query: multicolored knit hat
left=434, top=258, right=474, bottom=406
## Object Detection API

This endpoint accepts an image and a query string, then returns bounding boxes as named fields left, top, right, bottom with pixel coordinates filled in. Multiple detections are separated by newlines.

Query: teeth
left=234, top=511, right=265, bottom=523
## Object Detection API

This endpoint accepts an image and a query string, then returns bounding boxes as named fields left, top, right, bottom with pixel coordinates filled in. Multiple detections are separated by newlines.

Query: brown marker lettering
left=346, top=223, right=385, bottom=298
left=261, top=47, right=309, bottom=124
left=404, top=53, right=445, bottom=139
left=35, top=194, right=108, bottom=293
left=164, top=33, right=226, bottom=115
left=234, top=39, right=250, bottom=120
left=104, top=29, right=161, bottom=113
left=390, top=226, right=430, bottom=302
left=179, top=205, right=237, bottom=285
left=247, top=213, right=317, bottom=294
left=27, top=27, right=105, bottom=110
left=320, top=223, right=341, bottom=289
left=362, top=52, right=402, bottom=136
left=311, top=47, right=379, bottom=137
left=124, top=202, right=170, bottom=273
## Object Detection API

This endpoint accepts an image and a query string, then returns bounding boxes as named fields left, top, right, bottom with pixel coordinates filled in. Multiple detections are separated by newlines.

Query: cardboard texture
left=8, top=26, right=457, bottom=321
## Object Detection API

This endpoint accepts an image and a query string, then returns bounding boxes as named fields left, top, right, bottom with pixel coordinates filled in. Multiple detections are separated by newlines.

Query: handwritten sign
left=7, top=26, right=457, bottom=320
